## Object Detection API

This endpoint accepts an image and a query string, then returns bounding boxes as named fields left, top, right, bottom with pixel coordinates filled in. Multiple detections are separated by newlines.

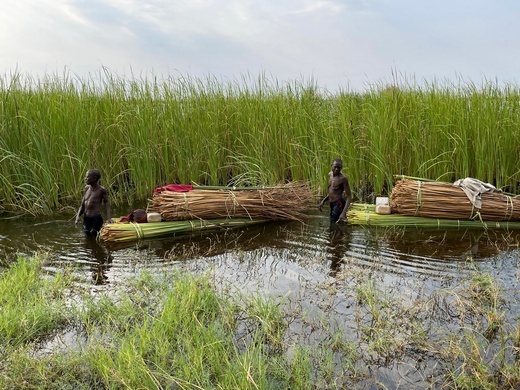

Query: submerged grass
left=1, top=71, right=520, bottom=215
left=1, top=253, right=519, bottom=388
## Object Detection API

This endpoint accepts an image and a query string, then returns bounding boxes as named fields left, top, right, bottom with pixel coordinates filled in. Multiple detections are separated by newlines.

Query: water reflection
left=83, top=237, right=113, bottom=285
left=327, top=223, right=351, bottom=277
left=0, top=211, right=519, bottom=284
left=1, top=212, right=518, bottom=389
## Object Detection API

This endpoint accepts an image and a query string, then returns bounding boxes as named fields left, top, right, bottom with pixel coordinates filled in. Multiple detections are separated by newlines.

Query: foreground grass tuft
left=0, top=254, right=72, bottom=349
left=1, top=253, right=519, bottom=389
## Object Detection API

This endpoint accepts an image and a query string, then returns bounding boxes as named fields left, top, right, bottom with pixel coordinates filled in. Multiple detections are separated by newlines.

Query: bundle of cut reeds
left=100, top=218, right=268, bottom=243
left=390, top=179, right=520, bottom=221
left=348, top=203, right=520, bottom=229
left=147, top=182, right=315, bottom=222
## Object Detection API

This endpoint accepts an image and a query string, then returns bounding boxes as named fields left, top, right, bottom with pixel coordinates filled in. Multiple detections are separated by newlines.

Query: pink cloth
left=153, top=184, right=194, bottom=195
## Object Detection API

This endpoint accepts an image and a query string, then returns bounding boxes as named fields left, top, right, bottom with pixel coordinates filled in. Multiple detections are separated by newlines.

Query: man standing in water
left=318, top=158, right=352, bottom=223
left=75, top=169, right=113, bottom=237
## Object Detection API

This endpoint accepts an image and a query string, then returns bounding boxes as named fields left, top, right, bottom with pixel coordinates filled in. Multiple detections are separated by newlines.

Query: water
left=1, top=209, right=519, bottom=387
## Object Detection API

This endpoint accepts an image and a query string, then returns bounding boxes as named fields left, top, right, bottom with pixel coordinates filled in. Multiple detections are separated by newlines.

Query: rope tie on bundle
left=469, top=203, right=478, bottom=220
left=505, top=195, right=514, bottom=220
left=182, top=193, right=190, bottom=219
left=225, top=190, right=238, bottom=218
left=130, top=222, right=144, bottom=239
left=414, top=180, right=422, bottom=216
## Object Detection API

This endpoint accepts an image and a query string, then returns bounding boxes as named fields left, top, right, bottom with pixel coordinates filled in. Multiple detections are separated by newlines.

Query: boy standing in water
left=75, top=169, right=113, bottom=237
left=318, top=158, right=352, bottom=223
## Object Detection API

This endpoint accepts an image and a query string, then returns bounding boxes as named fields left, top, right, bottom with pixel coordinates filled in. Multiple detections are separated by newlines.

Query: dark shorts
left=330, top=198, right=345, bottom=222
left=83, top=214, right=103, bottom=237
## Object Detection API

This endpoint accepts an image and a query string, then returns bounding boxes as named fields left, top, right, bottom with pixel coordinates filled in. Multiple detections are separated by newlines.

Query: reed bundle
left=390, top=179, right=520, bottom=221
left=147, top=182, right=314, bottom=222
left=100, top=218, right=268, bottom=243
left=347, top=203, right=520, bottom=229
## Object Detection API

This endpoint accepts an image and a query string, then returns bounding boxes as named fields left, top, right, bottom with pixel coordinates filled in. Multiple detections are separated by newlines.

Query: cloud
left=1, top=0, right=519, bottom=91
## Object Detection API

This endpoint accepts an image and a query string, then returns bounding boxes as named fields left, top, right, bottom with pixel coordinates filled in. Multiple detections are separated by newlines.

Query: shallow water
left=1, top=209, right=519, bottom=387
left=1, top=209, right=519, bottom=282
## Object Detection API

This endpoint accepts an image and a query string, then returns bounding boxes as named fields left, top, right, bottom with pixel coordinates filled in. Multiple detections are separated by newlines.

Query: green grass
left=1, top=71, right=520, bottom=215
left=1, top=253, right=519, bottom=388
left=0, top=254, right=72, bottom=348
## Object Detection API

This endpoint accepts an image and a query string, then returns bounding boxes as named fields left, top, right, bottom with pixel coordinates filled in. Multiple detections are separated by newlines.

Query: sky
left=1, top=0, right=519, bottom=93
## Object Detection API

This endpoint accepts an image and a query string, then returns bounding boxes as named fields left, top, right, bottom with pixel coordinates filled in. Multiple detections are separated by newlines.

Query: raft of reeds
left=390, top=178, right=520, bottom=221
left=347, top=203, right=520, bottom=230
left=147, top=182, right=315, bottom=222
left=100, top=218, right=269, bottom=243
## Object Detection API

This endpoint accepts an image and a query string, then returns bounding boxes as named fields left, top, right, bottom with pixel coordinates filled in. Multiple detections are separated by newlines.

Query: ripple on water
left=0, top=213, right=519, bottom=284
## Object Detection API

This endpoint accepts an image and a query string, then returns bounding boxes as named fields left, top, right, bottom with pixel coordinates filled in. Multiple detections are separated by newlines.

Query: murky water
left=1, top=209, right=519, bottom=282
left=1, top=209, right=519, bottom=387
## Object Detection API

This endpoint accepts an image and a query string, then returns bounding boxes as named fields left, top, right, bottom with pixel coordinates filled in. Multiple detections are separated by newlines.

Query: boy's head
left=86, top=169, right=101, bottom=184
left=331, top=159, right=343, bottom=176
left=332, top=158, right=343, bottom=167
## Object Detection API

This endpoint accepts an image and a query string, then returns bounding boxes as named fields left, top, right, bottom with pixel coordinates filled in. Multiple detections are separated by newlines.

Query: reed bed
left=390, top=178, right=520, bottom=221
left=147, top=182, right=314, bottom=222
left=100, top=218, right=268, bottom=242
left=1, top=70, right=520, bottom=215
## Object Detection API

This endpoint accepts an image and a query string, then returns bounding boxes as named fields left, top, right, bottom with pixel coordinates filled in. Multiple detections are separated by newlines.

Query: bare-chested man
left=75, top=169, right=113, bottom=237
left=318, top=159, right=352, bottom=223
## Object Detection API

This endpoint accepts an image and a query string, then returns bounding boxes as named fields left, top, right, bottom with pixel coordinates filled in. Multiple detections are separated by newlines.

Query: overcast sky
left=1, top=0, right=519, bottom=92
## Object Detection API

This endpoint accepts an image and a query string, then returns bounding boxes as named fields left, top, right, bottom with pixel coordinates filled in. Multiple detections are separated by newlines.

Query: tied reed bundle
left=390, top=179, right=520, bottom=221
left=147, top=182, right=315, bottom=222
left=100, top=218, right=268, bottom=242
left=347, top=203, right=520, bottom=229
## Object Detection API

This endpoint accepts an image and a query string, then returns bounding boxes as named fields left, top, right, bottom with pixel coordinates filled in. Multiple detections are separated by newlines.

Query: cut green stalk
left=100, top=218, right=269, bottom=242
left=348, top=203, right=520, bottom=230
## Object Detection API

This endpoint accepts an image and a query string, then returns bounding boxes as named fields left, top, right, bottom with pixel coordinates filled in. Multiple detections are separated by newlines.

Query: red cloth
left=119, top=210, right=134, bottom=222
left=153, top=184, right=194, bottom=195
left=120, top=209, right=148, bottom=223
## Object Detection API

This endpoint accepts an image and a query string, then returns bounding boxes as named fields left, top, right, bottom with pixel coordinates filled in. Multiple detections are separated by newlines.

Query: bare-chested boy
left=75, top=169, right=113, bottom=237
left=318, top=159, right=352, bottom=223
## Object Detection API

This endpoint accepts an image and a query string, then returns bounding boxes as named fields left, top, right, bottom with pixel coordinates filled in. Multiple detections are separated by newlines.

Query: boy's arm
left=338, top=179, right=352, bottom=222
left=103, top=190, right=113, bottom=223
left=318, top=195, right=329, bottom=211
left=318, top=171, right=332, bottom=211
left=75, top=188, right=86, bottom=225
left=75, top=203, right=84, bottom=225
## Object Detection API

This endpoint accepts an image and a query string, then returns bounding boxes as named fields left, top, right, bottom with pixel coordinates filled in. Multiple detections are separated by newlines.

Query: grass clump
left=1, top=252, right=519, bottom=388
left=0, top=254, right=72, bottom=348
left=0, top=254, right=316, bottom=389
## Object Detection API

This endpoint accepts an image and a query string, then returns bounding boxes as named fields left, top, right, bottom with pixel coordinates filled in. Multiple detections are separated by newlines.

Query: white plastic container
left=375, top=197, right=389, bottom=206
left=147, top=212, right=162, bottom=223
left=375, top=205, right=391, bottom=215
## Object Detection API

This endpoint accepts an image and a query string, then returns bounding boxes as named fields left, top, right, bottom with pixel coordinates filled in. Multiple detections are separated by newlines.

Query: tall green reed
left=1, top=70, right=519, bottom=214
